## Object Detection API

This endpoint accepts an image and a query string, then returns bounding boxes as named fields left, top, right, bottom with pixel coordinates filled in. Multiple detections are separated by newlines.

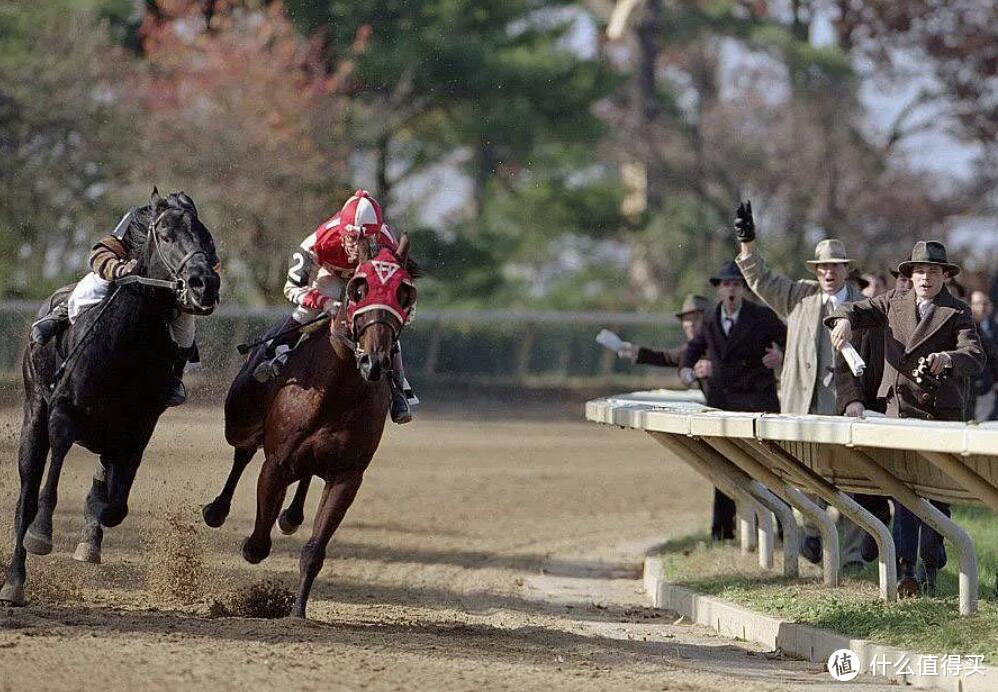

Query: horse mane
left=403, top=257, right=423, bottom=279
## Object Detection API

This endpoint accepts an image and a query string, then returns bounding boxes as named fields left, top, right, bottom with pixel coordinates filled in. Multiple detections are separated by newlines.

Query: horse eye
left=348, top=278, right=367, bottom=302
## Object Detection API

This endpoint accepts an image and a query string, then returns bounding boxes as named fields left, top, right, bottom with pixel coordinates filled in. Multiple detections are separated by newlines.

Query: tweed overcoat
left=826, top=286, right=984, bottom=421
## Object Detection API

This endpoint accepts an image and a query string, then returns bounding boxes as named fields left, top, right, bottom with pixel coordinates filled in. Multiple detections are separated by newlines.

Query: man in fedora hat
left=680, top=260, right=786, bottom=539
left=617, top=294, right=711, bottom=375
left=827, top=240, right=985, bottom=594
left=733, top=201, right=875, bottom=566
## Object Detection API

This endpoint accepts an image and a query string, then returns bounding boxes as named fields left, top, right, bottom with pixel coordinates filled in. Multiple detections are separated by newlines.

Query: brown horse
left=203, top=235, right=417, bottom=618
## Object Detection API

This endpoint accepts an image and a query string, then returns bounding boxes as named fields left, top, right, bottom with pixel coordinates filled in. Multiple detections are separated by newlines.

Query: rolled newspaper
left=595, top=329, right=626, bottom=353
left=841, top=343, right=866, bottom=377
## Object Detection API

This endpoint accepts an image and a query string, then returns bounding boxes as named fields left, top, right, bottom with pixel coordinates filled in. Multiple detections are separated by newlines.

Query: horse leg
left=203, top=447, right=256, bottom=528
left=73, top=459, right=109, bottom=564
left=278, top=476, right=311, bottom=535
left=0, top=401, right=51, bottom=605
left=100, top=453, right=140, bottom=528
left=293, top=469, right=365, bottom=619
left=23, top=408, right=75, bottom=555
left=241, top=461, right=287, bottom=564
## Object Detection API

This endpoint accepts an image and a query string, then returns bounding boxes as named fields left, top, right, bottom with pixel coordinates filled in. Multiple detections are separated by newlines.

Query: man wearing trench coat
left=732, top=202, right=873, bottom=567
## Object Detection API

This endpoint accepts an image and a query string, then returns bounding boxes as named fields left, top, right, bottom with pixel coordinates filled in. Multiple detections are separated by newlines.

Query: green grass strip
left=656, top=505, right=998, bottom=662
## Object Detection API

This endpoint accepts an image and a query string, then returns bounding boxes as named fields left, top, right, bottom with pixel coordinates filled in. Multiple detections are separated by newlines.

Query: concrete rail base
left=644, top=557, right=992, bottom=692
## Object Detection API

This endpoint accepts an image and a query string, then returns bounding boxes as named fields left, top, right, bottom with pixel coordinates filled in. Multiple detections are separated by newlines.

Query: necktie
left=724, top=316, right=734, bottom=335
left=918, top=301, right=933, bottom=323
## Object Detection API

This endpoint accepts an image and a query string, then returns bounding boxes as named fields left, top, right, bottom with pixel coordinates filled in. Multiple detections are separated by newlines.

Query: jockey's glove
left=111, top=258, right=138, bottom=279
left=301, top=290, right=330, bottom=311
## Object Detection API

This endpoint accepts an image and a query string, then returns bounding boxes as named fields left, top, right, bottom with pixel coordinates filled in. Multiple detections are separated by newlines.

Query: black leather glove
left=734, top=200, right=755, bottom=242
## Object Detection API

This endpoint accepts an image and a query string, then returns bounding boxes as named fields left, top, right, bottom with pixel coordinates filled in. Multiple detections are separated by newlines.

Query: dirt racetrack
left=0, top=407, right=897, bottom=691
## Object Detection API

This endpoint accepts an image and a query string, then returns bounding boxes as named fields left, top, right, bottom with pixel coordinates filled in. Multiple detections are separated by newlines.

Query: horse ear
left=150, top=186, right=163, bottom=208
left=396, top=233, right=410, bottom=266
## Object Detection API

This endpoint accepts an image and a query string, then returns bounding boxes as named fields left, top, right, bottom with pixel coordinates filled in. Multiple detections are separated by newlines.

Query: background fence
left=0, top=302, right=686, bottom=404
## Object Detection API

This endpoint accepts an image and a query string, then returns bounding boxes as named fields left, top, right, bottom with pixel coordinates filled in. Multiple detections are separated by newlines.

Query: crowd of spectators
left=617, top=201, right=995, bottom=597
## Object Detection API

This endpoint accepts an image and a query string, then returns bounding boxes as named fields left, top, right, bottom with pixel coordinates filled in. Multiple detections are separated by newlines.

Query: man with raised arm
left=732, top=201, right=883, bottom=568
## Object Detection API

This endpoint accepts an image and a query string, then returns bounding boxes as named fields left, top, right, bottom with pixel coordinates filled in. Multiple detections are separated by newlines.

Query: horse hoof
left=0, top=582, right=26, bottom=607
left=277, top=510, right=302, bottom=535
left=202, top=500, right=230, bottom=529
left=100, top=504, right=128, bottom=528
left=72, top=542, right=102, bottom=564
left=241, top=537, right=270, bottom=565
left=23, top=529, right=53, bottom=556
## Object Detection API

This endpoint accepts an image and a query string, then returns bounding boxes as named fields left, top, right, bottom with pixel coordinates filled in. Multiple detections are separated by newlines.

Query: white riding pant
left=292, top=270, right=344, bottom=323
left=67, top=271, right=196, bottom=348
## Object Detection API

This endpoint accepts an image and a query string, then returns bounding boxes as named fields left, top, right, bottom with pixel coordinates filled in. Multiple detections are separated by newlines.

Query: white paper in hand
left=595, top=329, right=625, bottom=352
left=841, top=343, right=866, bottom=377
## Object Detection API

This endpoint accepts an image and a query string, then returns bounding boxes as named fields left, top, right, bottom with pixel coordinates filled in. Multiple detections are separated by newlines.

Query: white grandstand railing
left=586, top=390, right=998, bottom=616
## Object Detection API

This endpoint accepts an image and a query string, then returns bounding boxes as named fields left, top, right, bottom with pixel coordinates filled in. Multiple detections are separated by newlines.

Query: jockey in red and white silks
left=256, top=189, right=417, bottom=423
left=283, top=189, right=399, bottom=323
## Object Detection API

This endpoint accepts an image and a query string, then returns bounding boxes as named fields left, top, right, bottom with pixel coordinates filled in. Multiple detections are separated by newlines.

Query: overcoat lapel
left=888, top=291, right=917, bottom=348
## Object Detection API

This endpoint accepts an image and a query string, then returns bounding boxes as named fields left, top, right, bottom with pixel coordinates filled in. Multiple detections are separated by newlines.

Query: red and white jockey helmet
left=338, top=189, right=384, bottom=237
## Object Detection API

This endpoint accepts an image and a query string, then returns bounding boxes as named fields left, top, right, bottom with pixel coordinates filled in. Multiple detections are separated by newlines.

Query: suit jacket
left=637, top=342, right=709, bottom=398
left=681, top=300, right=786, bottom=412
left=826, top=286, right=984, bottom=421
left=636, top=344, right=684, bottom=367
left=737, top=250, right=865, bottom=414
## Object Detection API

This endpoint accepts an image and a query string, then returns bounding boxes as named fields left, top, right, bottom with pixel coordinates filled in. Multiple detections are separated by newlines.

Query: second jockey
left=252, top=189, right=418, bottom=424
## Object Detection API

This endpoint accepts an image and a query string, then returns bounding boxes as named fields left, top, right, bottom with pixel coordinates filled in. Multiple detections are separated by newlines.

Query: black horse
left=0, top=189, right=220, bottom=606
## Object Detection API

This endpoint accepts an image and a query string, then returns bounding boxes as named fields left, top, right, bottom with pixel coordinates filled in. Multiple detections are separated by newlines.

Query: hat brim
left=889, top=269, right=900, bottom=278
left=897, top=260, right=960, bottom=278
left=709, top=277, right=744, bottom=286
left=674, top=308, right=705, bottom=318
left=805, top=258, right=852, bottom=267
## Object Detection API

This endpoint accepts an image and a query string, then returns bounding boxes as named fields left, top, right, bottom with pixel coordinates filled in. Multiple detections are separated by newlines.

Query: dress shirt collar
left=822, top=285, right=850, bottom=311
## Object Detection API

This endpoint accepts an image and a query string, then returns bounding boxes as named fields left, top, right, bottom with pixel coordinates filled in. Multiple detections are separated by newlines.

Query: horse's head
left=339, top=235, right=418, bottom=382
left=142, top=188, right=221, bottom=314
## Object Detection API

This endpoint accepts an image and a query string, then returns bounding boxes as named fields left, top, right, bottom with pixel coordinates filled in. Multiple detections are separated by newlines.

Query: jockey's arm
left=89, top=236, right=137, bottom=281
left=283, top=238, right=326, bottom=311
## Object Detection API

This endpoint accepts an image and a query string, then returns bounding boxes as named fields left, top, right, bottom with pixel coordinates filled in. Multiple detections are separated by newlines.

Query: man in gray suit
left=732, top=201, right=877, bottom=566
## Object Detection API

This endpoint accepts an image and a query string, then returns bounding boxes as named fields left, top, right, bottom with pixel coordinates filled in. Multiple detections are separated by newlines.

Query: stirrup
left=252, top=348, right=290, bottom=383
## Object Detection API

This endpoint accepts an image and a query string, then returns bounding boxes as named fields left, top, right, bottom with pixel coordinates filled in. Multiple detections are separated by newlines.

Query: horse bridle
left=332, top=309, right=402, bottom=369
left=143, top=209, right=211, bottom=310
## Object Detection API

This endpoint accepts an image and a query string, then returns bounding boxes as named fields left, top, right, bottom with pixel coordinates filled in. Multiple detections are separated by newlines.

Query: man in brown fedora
left=827, top=240, right=985, bottom=594
left=680, top=260, right=786, bottom=540
left=732, top=201, right=880, bottom=567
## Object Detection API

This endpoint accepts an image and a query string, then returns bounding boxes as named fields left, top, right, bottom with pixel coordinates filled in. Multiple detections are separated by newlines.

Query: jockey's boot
left=388, top=371, right=412, bottom=424
left=253, top=334, right=305, bottom=383
left=165, top=346, right=194, bottom=407
left=31, top=301, right=70, bottom=346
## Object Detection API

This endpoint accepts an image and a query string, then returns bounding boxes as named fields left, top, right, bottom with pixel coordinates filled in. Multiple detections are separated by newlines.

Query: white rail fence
left=586, top=391, right=998, bottom=616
